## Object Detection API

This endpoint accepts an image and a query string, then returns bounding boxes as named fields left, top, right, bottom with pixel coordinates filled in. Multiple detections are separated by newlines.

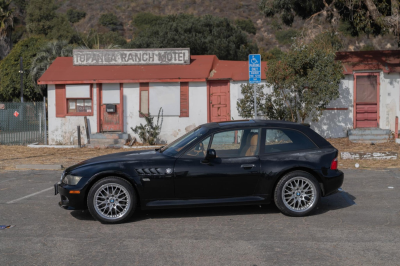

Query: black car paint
left=57, top=120, right=344, bottom=211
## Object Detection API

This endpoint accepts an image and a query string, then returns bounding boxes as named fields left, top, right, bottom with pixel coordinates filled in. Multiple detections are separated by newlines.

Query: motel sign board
left=249, top=54, right=261, bottom=84
left=73, top=48, right=191, bottom=66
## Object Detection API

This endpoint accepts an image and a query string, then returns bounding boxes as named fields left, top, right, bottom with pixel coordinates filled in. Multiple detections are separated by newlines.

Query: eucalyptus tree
left=0, top=0, right=14, bottom=59
left=30, top=40, right=73, bottom=95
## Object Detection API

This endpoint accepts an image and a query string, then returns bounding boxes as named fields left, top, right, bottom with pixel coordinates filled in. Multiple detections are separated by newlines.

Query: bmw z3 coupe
left=55, top=120, right=344, bottom=224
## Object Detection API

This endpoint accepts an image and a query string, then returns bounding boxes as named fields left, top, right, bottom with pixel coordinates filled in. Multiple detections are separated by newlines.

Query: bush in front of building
left=127, top=14, right=258, bottom=61
left=131, top=108, right=164, bottom=145
left=0, top=36, right=47, bottom=102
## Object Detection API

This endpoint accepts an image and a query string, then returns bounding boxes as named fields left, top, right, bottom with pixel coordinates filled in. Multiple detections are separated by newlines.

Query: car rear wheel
left=274, top=171, right=320, bottom=217
left=87, top=177, right=136, bottom=224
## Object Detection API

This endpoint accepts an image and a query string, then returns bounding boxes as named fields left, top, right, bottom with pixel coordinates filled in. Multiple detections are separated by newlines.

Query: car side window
left=183, top=136, right=211, bottom=158
left=210, top=129, right=260, bottom=158
left=264, top=128, right=317, bottom=154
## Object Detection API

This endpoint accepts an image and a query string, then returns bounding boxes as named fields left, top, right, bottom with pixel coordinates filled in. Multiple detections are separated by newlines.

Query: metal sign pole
left=19, top=57, right=24, bottom=103
left=249, top=54, right=261, bottom=119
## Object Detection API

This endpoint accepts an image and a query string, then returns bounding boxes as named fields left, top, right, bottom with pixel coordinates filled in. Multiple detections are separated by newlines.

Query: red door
left=99, top=84, right=123, bottom=132
left=208, top=81, right=231, bottom=122
left=354, top=74, right=379, bottom=128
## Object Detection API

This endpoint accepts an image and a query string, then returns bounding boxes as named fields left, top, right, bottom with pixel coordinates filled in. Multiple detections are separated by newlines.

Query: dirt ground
left=0, top=138, right=399, bottom=170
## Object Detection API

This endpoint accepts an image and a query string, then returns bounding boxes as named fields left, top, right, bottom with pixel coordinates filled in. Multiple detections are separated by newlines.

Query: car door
left=174, top=128, right=262, bottom=199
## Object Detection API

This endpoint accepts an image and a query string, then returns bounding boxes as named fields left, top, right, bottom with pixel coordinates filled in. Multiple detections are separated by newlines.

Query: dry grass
left=1, top=138, right=400, bottom=171
left=329, top=138, right=400, bottom=169
left=0, top=146, right=150, bottom=171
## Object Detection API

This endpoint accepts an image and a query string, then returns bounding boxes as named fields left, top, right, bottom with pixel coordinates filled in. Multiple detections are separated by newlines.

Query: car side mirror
left=205, top=149, right=216, bottom=160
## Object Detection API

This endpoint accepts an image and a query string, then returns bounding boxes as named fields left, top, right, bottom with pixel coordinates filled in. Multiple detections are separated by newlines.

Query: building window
left=65, top=84, right=92, bottom=115
left=68, top=99, right=92, bottom=113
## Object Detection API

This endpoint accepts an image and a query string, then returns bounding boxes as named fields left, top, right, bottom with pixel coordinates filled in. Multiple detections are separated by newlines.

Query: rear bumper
left=55, top=183, right=87, bottom=210
left=321, top=170, right=344, bottom=196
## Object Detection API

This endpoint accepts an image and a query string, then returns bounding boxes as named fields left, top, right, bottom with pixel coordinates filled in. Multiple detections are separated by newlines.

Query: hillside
left=52, top=0, right=399, bottom=53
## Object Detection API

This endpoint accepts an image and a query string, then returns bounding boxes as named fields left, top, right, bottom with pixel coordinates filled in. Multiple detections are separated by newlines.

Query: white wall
left=379, top=73, right=400, bottom=131
left=124, top=82, right=208, bottom=144
left=48, top=84, right=97, bottom=145
left=310, top=75, right=354, bottom=138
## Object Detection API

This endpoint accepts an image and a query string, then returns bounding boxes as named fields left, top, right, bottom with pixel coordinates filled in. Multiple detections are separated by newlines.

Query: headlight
left=62, top=175, right=82, bottom=185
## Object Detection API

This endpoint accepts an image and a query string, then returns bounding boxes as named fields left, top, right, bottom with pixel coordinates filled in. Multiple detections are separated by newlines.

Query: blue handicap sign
left=249, top=54, right=261, bottom=84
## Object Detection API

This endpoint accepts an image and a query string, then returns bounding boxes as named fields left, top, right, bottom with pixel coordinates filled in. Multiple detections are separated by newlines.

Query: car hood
left=66, top=149, right=166, bottom=171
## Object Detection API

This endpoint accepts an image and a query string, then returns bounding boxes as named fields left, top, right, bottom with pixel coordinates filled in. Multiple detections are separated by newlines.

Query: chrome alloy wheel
left=282, top=177, right=317, bottom=213
left=93, top=183, right=131, bottom=220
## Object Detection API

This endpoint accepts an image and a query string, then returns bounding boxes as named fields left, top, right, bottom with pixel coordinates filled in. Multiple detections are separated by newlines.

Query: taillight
left=330, top=157, right=338, bottom=170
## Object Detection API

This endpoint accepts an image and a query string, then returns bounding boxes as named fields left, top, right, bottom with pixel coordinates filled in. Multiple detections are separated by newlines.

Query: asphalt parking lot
left=0, top=169, right=399, bottom=266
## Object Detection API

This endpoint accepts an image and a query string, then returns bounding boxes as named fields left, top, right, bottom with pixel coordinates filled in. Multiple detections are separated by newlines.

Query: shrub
left=67, top=9, right=86, bottom=23
left=132, top=12, right=162, bottom=30
left=275, top=29, right=298, bottom=45
left=0, top=36, right=47, bottom=101
left=131, top=108, right=163, bottom=145
left=235, top=18, right=256, bottom=34
left=127, top=14, right=258, bottom=61
left=360, top=44, right=376, bottom=51
left=99, top=13, right=122, bottom=31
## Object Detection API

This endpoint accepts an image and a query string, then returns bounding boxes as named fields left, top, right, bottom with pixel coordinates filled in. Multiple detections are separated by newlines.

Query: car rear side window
left=264, top=128, right=317, bottom=154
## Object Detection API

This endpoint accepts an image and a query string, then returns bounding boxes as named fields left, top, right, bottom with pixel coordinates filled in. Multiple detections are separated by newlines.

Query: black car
left=55, top=120, right=344, bottom=224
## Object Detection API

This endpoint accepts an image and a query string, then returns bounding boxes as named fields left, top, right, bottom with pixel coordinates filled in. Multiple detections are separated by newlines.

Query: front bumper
left=55, top=182, right=87, bottom=210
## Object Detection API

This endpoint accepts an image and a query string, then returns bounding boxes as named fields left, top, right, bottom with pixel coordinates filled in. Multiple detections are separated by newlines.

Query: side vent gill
left=135, top=168, right=163, bottom=175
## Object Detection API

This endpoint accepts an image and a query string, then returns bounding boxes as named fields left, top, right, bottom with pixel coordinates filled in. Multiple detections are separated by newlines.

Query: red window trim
left=139, top=83, right=149, bottom=117
left=65, top=84, right=93, bottom=116
left=180, top=82, right=189, bottom=117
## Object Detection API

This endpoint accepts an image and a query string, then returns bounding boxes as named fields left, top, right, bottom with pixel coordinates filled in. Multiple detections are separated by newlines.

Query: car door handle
left=241, top=164, right=255, bottom=169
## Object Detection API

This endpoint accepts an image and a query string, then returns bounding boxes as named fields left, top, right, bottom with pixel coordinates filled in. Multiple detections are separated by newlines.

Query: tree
left=0, top=0, right=14, bottom=59
left=259, top=0, right=399, bottom=39
left=264, top=32, right=344, bottom=123
left=99, top=13, right=122, bottom=32
left=127, top=14, right=258, bottom=61
left=67, top=9, right=86, bottom=23
left=30, top=40, right=72, bottom=95
left=0, top=36, right=47, bottom=101
left=235, top=18, right=257, bottom=34
left=237, top=31, right=344, bottom=123
left=236, top=83, right=266, bottom=118
left=77, top=29, right=126, bottom=49
left=26, top=0, right=57, bottom=36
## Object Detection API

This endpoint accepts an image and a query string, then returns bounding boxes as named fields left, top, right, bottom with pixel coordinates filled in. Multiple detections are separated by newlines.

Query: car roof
left=202, top=119, right=301, bottom=129
left=200, top=119, right=333, bottom=149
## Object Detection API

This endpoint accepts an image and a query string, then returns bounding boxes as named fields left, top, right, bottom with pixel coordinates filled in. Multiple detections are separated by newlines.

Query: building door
left=100, top=84, right=123, bottom=132
left=354, top=74, right=379, bottom=128
left=208, top=80, right=230, bottom=122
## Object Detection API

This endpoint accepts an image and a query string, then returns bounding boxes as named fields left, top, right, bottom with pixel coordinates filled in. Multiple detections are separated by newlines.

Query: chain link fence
left=0, top=102, right=46, bottom=145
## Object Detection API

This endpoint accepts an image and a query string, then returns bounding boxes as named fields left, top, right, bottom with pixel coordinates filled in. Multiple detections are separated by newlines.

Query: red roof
left=336, top=50, right=400, bottom=74
left=38, top=55, right=265, bottom=84
left=209, top=60, right=267, bottom=80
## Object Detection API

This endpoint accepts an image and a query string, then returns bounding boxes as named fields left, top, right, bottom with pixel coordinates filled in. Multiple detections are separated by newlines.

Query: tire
left=87, top=177, right=137, bottom=224
left=274, top=171, right=320, bottom=217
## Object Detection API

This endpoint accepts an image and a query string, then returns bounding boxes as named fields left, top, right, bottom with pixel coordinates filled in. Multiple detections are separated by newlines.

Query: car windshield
left=161, top=126, right=208, bottom=157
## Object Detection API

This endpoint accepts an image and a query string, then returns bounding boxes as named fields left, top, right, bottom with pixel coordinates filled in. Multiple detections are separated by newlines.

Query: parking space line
left=7, top=187, right=53, bottom=204
left=0, top=178, right=16, bottom=184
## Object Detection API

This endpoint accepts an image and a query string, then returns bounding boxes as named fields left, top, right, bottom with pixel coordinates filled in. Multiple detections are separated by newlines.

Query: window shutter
left=180, top=82, right=189, bottom=117
left=140, top=83, right=149, bottom=116
left=55, top=84, right=66, bottom=117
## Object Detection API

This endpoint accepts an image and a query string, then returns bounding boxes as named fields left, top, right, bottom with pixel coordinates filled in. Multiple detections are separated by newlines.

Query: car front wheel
left=274, top=171, right=320, bottom=217
left=87, top=177, right=137, bottom=224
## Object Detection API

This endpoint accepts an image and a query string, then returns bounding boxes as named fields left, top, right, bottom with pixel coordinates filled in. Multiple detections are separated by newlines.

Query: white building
left=38, top=49, right=400, bottom=145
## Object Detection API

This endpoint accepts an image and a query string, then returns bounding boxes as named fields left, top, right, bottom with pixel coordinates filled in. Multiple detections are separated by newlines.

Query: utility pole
left=19, top=57, right=24, bottom=103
